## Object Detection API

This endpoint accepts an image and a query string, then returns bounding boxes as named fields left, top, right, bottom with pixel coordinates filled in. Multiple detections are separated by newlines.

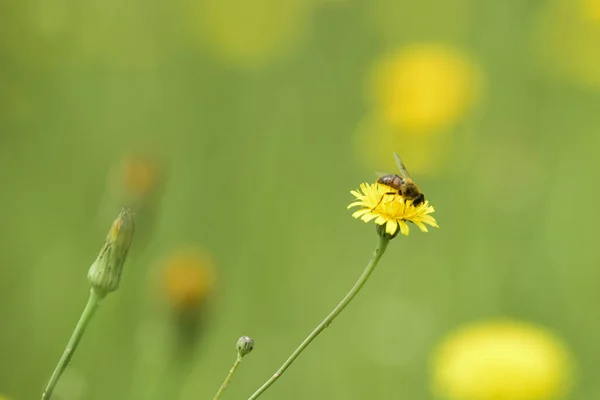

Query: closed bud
left=88, top=208, right=135, bottom=295
left=236, top=336, right=254, bottom=358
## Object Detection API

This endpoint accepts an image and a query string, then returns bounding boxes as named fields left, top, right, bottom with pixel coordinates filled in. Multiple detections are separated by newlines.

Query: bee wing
left=393, top=152, right=413, bottom=180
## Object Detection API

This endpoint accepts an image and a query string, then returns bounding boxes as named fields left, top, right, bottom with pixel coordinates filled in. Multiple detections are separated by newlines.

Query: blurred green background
left=2, top=0, right=600, bottom=399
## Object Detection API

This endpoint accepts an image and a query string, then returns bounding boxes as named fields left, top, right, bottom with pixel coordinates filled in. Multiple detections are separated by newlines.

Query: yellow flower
left=369, top=44, right=481, bottom=133
left=348, top=182, right=438, bottom=236
left=532, top=0, right=600, bottom=88
left=162, top=247, right=216, bottom=311
left=432, top=319, right=574, bottom=400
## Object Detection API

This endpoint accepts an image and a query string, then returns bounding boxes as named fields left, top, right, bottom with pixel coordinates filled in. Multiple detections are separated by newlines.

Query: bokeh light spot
left=368, top=44, right=481, bottom=133
left=432, top=319, right=574, bottom=400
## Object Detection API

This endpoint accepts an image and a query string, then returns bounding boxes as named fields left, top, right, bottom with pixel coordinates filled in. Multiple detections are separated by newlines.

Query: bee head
left=412, top=193, right=425, bottom=206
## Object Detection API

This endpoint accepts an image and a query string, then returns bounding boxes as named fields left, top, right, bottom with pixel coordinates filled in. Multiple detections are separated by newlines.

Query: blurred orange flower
left=432, top=319, right=574, bottom=400
left=122, top=156, right=159, bottom=199
left=369, top=44, right=481, bottom=133
left=111, top=154, right=163, bottom=209
left=162, top=247, right=216, bottom=311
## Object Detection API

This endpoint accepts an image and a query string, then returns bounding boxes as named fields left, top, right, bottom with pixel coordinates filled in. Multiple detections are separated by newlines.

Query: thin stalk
left=42, top=287, right=106, bottom=400
left=212, top=355, right=243, bottom=400
left=247, top=235, right=390, bottom=400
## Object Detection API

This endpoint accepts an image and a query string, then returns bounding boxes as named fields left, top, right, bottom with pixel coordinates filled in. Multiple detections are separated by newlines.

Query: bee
left=377, top=152, right=425, bottom=206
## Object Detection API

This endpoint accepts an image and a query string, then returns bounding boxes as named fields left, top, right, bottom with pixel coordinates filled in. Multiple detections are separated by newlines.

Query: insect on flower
left=376, top=152, right=425, bottom=208
left=348, top=153, right=437, bottom=237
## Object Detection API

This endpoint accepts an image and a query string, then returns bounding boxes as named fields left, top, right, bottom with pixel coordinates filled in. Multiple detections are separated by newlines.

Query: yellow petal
left=375, top=215, right=387, bottom=225
left=347, top=201, right=365, bottom=209
left=422, top=216, right=439, bottom=228
left=352, top=208, right=371, bottom=218
left=386, top=219, right=398, bottom=235
left=361, top=213, right=378, bottom=222
left=399, top=220, right=410, bottom=236
left=415, top=221, right=428, bottom=232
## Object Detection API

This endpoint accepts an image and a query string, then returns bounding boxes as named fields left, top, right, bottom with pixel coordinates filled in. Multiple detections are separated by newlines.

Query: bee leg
left=372, top=192, right=396, bottom=211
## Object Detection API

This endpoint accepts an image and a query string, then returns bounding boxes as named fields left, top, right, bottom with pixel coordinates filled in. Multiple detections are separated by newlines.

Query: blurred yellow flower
left=162, top=247, right=216, bottom=311
left=369, top=44, right=481, bottom=133
left=432, top=319, right=574, bottom=400
left=348, top=182, right=438, bottom=236
left=582, top=0, right=600, bottom=22
left=533, top=0, right=600, bottom=88
left=186, top=0, right=311, bottom=69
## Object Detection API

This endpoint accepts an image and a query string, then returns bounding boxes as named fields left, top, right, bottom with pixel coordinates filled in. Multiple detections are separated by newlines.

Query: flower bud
left=88, top=208, right=135, bottom=294
left=236, top=336, right=254, bottom=358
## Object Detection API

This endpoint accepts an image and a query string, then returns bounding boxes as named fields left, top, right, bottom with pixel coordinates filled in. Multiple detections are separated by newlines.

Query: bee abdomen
left=377, top=174, right=404, bottom=190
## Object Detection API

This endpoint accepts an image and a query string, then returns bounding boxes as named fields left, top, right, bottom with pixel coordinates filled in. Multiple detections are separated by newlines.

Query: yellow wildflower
left=348, top=182, right=438, bottom=236
left=432, top=319, right=574, bottom=400
left=369, top=44, right=481, bottom=133
left=162, top=247, right=216, bottom=311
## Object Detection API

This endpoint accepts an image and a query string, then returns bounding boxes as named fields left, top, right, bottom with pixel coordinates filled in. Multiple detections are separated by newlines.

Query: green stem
left=247, top=235, right=390, bottom=400
left=42, top=287, right=106, bottom=400
left=212, top=355, right=243, bottom=400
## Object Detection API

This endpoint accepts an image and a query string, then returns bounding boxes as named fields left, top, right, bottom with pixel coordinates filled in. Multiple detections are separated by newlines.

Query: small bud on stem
left=237, top=336, right=255, bottom=358
left=42, top=209, right=135, bottom=400
left=88, top=208, right=135, bottom=294
left=212, top=336, right=255, bottom=400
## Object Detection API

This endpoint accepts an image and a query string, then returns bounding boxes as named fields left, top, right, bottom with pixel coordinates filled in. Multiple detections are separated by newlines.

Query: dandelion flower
left=432, top=319, right=574, bottom=400
left=348, top=182, right=438, bottom=236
